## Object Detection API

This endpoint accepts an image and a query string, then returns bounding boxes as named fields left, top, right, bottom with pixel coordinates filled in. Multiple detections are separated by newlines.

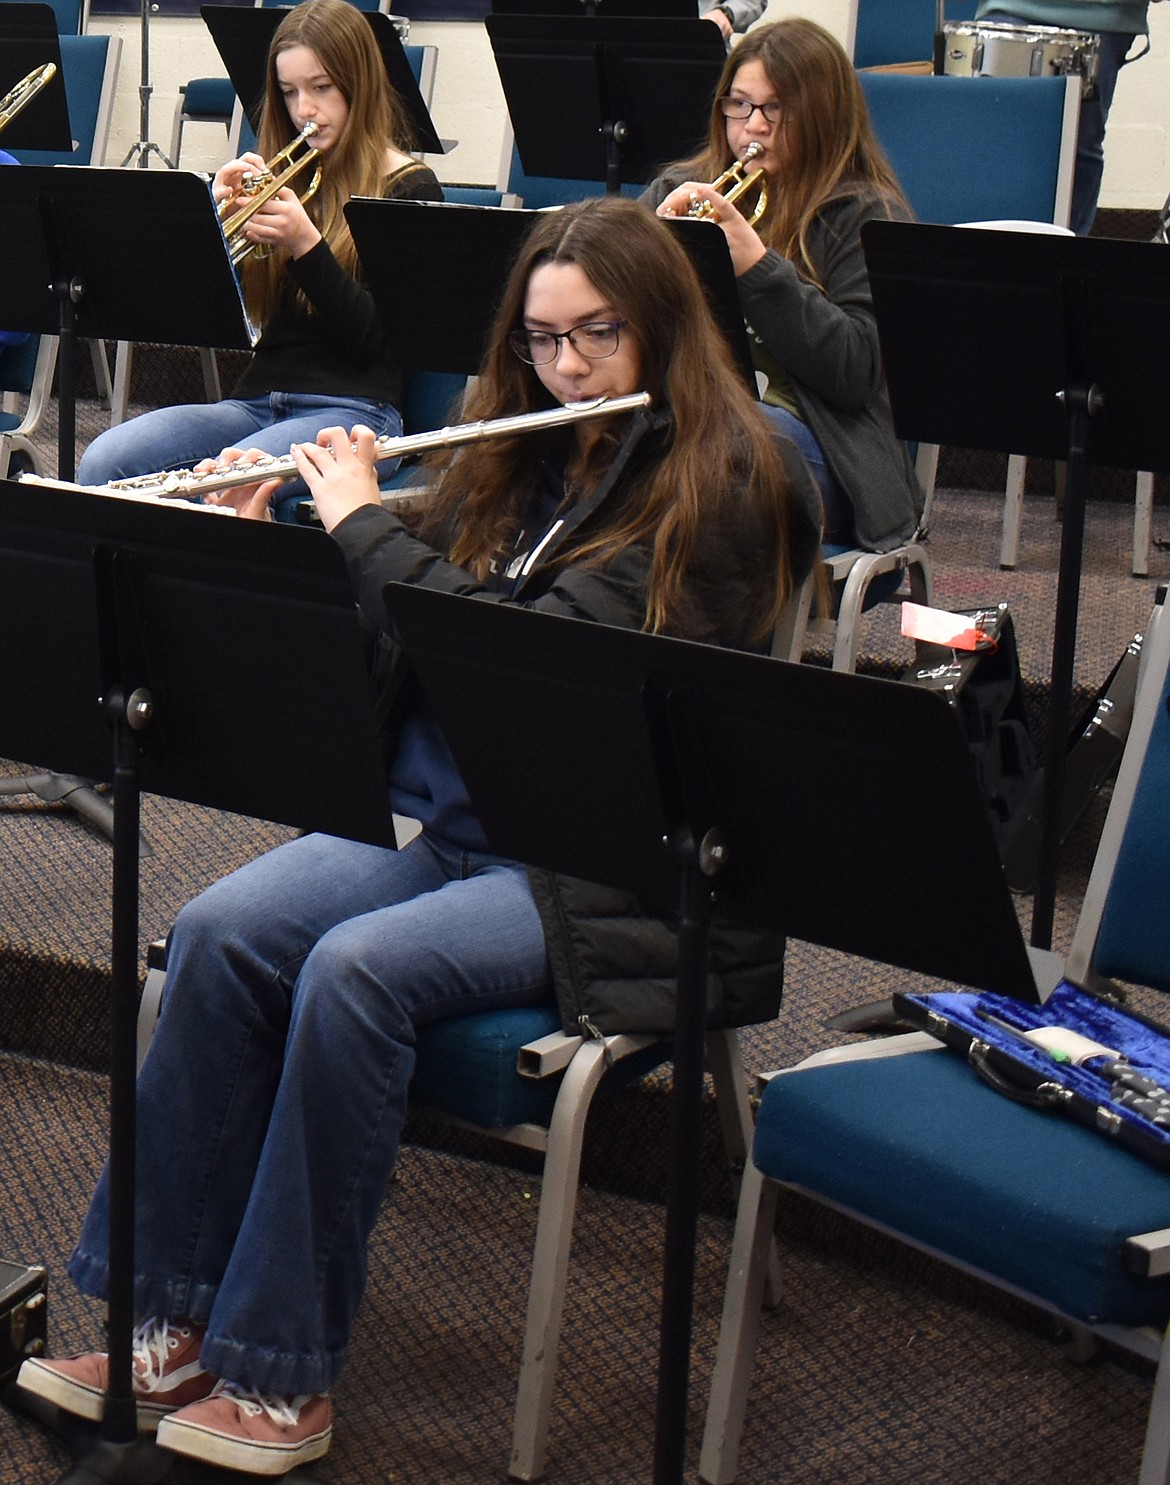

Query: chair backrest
left=403, top=42, right=437, bottom=110
left=858, top=71, right=1078, bottom=228
left=848, top=0, right=979, bottom=70
left=495, top=120, right=644, bottom=209
left=8, top=33, right=120, bottom=166
left=0, top=335, right=40, bottom=401
left=0, top=0, right=86, bottom=33
left=1067, top=601, right=1170, bottom=994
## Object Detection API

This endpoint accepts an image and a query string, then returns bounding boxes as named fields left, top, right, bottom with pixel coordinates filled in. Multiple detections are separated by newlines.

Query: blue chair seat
left=411, top=1004, right=667, bottom=1128
left=758, top=1048, right=1170, bottom=1329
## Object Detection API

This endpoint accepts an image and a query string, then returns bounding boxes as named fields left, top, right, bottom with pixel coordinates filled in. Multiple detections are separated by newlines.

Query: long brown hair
left=243, top=0, right=412, bottom=324
left=674, top=18, right=909, bottom=285
left=416, top=197, right=798, bottom=643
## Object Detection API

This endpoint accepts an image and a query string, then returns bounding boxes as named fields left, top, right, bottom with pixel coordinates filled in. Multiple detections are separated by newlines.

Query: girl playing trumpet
left=76, top=0, right=441, bottom=519
left=644, top=17, right=922, bottom=552
left=20, top=197, right=821, bottom=1477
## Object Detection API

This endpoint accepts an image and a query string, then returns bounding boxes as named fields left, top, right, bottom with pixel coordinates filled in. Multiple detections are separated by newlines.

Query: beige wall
left=92, top=0, right=1168, bottom=209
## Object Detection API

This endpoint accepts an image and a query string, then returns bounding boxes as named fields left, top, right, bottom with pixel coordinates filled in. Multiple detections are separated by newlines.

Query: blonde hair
left=416, top=197, right=799, bottom=643
left=244, top=0, right=412, bottom=324
left=676, top=17, right=908, bottom=285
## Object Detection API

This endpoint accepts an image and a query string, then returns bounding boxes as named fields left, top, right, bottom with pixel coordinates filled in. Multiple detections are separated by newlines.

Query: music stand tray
left=1, top=477, right=395, bottom=1484
left=486, top=13, right=724, bottom=188
left=345, top=198, right=758, bottom=394
left=0, top=165, right=255, bottom=480
left=384, top=582, right=1041, bottom=1481
left=862, top=219, right=1170, bottom=947
left=200, top=4, right=445, bottom=156
left=0, top=2, right=70, bottom=153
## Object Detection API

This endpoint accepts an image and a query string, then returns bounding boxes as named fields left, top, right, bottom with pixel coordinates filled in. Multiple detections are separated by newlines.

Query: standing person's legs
left=1069, top=31, right=1138, bottom=236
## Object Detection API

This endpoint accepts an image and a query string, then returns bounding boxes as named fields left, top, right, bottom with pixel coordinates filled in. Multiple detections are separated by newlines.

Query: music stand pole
left=1030, top=382, right=1098, bottom=948
left=120, top=0, right=175, bottom=169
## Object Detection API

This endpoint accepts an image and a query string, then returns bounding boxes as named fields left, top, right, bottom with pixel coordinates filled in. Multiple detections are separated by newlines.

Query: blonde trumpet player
left=645, top=18, right=922, bottom=551
left=20, top=197, right=820, bottom=1477
left=75, top=0, right=441, bottom=521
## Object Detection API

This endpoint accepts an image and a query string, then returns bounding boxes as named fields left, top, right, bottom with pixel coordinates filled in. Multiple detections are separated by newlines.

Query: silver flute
left=102, top=394, right=653, bottom=500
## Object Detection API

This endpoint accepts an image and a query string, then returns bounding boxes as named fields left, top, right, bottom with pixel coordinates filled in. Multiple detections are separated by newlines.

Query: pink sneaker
left=156, top=1381, right=332, bottom=1475
left=17, top=1317, right=213, bottom=1432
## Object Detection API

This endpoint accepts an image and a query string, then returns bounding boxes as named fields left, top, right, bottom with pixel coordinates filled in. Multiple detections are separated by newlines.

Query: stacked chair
left=699, top=595, right=1170, bottom=1485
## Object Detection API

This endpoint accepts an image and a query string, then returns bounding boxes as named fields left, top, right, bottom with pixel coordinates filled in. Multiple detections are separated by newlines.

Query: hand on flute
left=199, top=448, right=281, bottom=521
left=292, top=425, right=383, bottom=533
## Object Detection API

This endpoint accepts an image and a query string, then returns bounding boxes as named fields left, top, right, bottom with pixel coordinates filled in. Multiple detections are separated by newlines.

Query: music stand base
left=0, top=770, right=152, bottom=853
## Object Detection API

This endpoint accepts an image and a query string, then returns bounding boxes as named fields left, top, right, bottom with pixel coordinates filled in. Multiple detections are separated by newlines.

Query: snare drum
left=941, top=20, right=1099, bottom=96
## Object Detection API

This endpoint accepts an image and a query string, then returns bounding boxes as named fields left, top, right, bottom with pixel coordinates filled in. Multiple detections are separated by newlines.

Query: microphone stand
left=120, top=0, right=175, bottom=170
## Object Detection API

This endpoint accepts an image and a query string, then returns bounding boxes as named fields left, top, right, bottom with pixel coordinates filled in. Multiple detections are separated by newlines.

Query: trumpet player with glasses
left=19, top=196, right=821, bottom=1477
left=74, top=0, right=442, bottom=520
left=645, top=18, right=923, bottom=553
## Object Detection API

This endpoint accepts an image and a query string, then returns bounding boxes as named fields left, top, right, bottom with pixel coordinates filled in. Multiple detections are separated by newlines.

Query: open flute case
left=894, top=588, right=1170, bottom=1172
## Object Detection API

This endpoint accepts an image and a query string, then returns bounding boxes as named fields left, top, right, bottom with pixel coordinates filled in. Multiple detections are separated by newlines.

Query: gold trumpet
left=219, top=122, right=323, bottom=267
left=688, top=141, right=769, bottom=227
left=0, top=63, right=57, bottom=139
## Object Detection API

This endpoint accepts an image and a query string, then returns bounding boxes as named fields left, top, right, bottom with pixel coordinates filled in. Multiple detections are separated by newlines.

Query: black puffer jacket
left=330, top=407, right=822, bottom=1035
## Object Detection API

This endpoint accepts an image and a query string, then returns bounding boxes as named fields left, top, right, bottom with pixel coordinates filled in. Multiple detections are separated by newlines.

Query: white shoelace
left=215, top=1379, right=316, bottom=1428
left=131, top=1316, right=200, bottom=1395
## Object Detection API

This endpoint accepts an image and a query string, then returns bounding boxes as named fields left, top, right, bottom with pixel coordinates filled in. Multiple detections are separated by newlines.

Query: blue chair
left=699, top=599, right=1170, bottom=1485
left=848, top=0, right=979, bottom=71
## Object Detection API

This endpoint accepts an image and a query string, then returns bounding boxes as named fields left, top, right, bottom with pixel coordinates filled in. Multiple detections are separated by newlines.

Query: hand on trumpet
left=655, top=182, right=766, bottom=277
left=213, top=160, right=322, bottom=260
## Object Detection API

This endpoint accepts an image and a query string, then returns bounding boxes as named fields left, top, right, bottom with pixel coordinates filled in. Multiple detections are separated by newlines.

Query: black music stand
left=383, top=583, right=1042, bottom=1484
left=0, top=476, right=397, bottom=1484
left=200, top=5, right=445, bottom=155
left=861, top=219, right=1170, bottom=950
left=345, top=198, right=758, bottom=393
left=0, top=166, right=255, bottom=483
left=486, top=13, right=724, bottom=192
left=0, top=3, right=70, bottom=152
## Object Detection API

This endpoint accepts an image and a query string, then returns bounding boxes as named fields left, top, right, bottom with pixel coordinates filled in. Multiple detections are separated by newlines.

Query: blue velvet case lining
left=898, top=981, right=1170, bottom=1169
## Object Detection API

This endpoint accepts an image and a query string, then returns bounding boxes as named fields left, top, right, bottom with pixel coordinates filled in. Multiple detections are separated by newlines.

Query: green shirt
left=975, top=1, right=1149, bottom=35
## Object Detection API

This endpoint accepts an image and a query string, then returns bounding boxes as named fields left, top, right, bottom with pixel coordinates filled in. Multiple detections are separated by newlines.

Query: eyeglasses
left=509, top=320, right=628, bottom=366
left=718, top=95, right=787, bottom=125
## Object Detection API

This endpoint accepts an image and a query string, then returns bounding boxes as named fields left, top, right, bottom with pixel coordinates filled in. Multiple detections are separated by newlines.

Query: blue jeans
left=983, top=17, right=1139, bottom=236
left=76, top=393, right=403, bottom=522
left=758, top=404, right=854, bottom=544
left=68, top=831, right=551, bottom=1394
